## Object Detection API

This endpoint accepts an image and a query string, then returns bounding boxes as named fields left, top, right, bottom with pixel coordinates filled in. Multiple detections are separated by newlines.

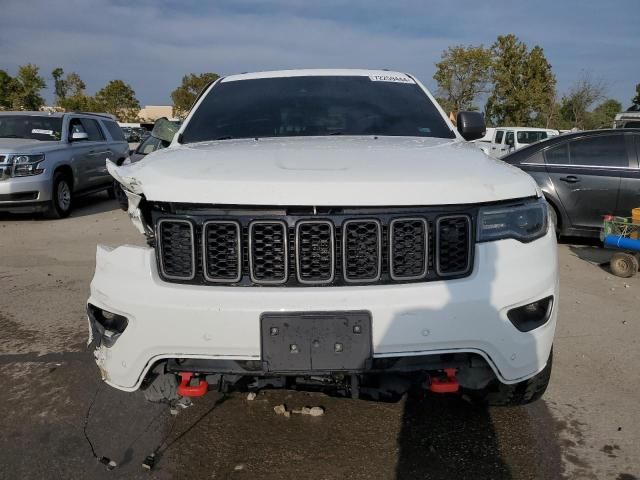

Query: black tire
left=141, top=364, right=179, bottom=403
left=610, top=252, right=639, bottom=278
left=464, top=350, right=552, bottom=406
left=113, top=180, right=128, bottom=211
left=106, top=183, right=116, bottom=200
left=46, top=171, right=73, bottom=218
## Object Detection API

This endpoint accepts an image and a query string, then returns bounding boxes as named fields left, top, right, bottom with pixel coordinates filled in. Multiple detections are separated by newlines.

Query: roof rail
left=69, top=111, right=117, bottom=120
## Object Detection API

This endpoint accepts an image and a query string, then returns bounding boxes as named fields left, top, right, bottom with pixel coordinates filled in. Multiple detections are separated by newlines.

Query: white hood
left=109, top=136, right=538, bottom=206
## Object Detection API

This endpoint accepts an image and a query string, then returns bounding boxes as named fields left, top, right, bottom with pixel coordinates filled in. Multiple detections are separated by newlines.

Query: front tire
left=46, top=172, right=73, bottom=219
left=465, top=350, right=552, bottom=406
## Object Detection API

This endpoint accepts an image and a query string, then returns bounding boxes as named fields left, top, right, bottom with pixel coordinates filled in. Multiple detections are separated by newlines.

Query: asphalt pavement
left=0, top=194, right=638, bottom=479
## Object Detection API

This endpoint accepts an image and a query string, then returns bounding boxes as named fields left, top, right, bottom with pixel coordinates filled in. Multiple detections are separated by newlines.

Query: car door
left=503, top=130, right=515, bottom=156
left=79, top=118, right=112, bottom=188
left=67, top=117, right=94, bottom=190
left=490, top=129, right=504, bottom=157
left=615, top=132, right=640, bottom=217
left=544, top=133, right=627, bottom=232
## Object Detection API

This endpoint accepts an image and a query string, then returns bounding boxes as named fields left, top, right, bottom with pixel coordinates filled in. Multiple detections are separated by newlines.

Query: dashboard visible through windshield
left=180, top=75, right=455, bottom=143
left=0, top=115, right=63, bottom=141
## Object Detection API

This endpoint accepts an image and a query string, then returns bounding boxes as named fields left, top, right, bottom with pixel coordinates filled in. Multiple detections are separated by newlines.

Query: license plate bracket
left=260, top=311, right=372, bottom=372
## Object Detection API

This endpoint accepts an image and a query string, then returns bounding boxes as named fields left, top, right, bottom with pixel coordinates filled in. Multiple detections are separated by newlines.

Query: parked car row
left=121, top=126, right=149, bottom=143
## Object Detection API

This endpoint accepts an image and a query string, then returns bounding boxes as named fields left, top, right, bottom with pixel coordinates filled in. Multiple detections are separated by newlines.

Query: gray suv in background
left=0, top=111, right=129, bottom=218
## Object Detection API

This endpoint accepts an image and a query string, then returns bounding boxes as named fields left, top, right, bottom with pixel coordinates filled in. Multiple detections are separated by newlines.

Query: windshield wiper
left=0, top=134, right=21, bottom=138
left=215, top=136, right=233, bottom=140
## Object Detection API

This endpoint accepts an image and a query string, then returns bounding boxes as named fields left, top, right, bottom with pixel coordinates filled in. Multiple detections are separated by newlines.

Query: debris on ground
left=274, top=403, right=324, bottom=417
left=246, top=392, right=257, bottom=401
left=292, top=406, right=324, bottom=417
left=273, top=404, right=287, bottom=415
left=142, top=453, right=156, bottom=470
left=234, top=464, right=245, bottom=471
left=171, top=397, right=193, bottom=415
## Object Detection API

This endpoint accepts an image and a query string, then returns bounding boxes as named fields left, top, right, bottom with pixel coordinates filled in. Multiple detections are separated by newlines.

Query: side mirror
left=456, top=111, right=486, bottom=141
left=506, top=137, right=515, bottom=147
left=71, top=131, right=89, bottom=142
left=151, top=117, right=179, bottom=143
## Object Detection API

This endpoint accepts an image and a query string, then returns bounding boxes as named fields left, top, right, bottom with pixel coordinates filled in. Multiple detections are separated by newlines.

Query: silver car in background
left=0, top=111, right=129, bottom=218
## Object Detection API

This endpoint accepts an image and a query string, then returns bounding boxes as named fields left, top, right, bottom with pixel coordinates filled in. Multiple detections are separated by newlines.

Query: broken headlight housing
left=8, top=154, right=45, bottom=177
left=477, top=197, right=548, bottom=243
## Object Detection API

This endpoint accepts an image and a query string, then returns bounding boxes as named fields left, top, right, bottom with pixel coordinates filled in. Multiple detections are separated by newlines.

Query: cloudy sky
left=1, top=0, right=638, bottom=108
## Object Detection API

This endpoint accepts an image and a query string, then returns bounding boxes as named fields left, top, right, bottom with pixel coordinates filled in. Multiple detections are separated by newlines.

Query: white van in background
left=474, top=127, right=495, bottom=155
left=488, top=127, right=559, bottom=158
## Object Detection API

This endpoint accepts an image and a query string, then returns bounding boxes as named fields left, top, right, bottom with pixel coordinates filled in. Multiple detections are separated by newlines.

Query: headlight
left=477, top=198, right=548, bottom=242
left=10, top=154, right=45, bottom=177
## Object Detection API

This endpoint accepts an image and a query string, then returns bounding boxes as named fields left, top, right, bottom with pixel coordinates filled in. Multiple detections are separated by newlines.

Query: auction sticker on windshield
left=32, top=129, right=54, bottom=135
left=368, top=74, right=414, bottom=83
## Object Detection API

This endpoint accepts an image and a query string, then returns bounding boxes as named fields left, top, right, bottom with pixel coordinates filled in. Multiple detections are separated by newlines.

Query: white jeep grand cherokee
left=89, top=69, right=558, bottom=406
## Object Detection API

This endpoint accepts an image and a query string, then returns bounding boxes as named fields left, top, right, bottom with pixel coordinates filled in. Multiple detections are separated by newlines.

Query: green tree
left=559, top=74, right=606, bottom=129
left=585, top=99, right=622, bottom=129
left=433, top=45, right=492, bottom=115
left=171, top=72, right=219, bottom=117
left=0, top=70, right=17, bottom=110
left=632, top=83, right=640, bottom=107
left=93, top=80, right=140, bottom=121
left=11, top=64, right=46, bottom=110
left=52, top=68, right=88, bottom=108
left=52, top=67, right=66, bottom=102
left=485, top=35, right=556, bottom=126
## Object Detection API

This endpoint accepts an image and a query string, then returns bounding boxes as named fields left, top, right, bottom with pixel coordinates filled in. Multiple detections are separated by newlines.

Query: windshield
left=517, top=131, right=548, bottom=144
left=181, top=75, right=455, bottom=143
left=0, top=115, right=63, bottom=141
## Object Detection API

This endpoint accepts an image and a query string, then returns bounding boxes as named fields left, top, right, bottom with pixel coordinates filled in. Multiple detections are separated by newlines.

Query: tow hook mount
left=429, top=368, right=460, bottom=393
left=177, top=372, right=208, bottom=397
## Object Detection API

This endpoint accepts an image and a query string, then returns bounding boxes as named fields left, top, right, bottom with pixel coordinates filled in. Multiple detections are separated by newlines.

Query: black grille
left=436, top=215, right=471, bottom=276
left=154, top=207, right=476, bottom=286
left=158, top=220, right=195, bottom=279
left=0, top=191, right=39, bottom=201
left=250, top=221, right=288, bottom=283
left=390, top=218, right=428, bottom=280
left=343, top=220, right=382, bottom=282
left=296, top=221, right=335, bottom=284
left=203, top=221, right=241, bottom=282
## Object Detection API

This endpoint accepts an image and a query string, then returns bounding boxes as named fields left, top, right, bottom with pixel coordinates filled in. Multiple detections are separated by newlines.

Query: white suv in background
left=488, top=127, right=559, bottom=158
left=89, top=69, right=558, bottom=407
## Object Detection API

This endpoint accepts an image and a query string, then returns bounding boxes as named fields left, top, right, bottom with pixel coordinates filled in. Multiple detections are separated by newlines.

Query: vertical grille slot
left=342, top=219, right=382, bottom=282
left=203, top=221, right=242, bottom=283
left=436, top=215, right=471, bottom=276
left=390, top=218, right=428, bottom=280
left=296, top=220, right=335, bottom=284
left=158, top=219, right=195, bottom=280
left=249, top=221, right=288, bottom=284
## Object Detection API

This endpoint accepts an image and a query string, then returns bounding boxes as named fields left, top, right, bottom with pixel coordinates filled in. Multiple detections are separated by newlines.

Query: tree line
left=433, top=33, right=639, bottom=130
left=1, top=39, right=639, bottom=128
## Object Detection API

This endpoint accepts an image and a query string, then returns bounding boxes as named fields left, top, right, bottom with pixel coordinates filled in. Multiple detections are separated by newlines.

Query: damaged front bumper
left=88, top=229, right=558, bottom=392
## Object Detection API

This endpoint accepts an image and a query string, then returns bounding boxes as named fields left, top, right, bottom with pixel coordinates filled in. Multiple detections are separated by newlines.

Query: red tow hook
left=177, top=372, right=208, bottom=397
left=429, top=368, right=460, bottom=394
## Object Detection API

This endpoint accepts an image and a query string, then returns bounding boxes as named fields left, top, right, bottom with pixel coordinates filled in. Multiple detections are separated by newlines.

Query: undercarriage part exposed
left=140, top=353, right=498, bottom=402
